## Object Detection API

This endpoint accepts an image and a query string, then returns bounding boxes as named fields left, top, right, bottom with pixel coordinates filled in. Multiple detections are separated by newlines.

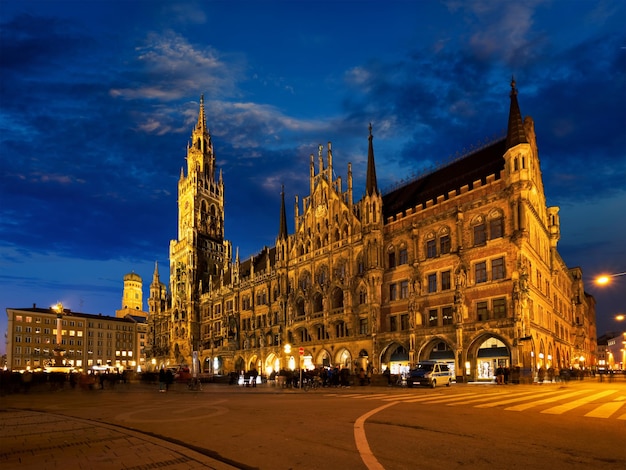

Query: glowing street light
left=595, top=272, right=626, bottom=285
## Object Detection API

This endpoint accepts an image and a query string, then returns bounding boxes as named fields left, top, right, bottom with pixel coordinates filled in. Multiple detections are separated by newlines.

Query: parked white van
left=407, top=361, right=453, bottom=388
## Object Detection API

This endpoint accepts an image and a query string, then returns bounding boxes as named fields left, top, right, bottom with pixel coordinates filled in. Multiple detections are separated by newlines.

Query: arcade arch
left=467, top=335, right=511, bottom=382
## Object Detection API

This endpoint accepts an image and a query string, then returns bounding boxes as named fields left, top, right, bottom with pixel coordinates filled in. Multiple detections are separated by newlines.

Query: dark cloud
left=1, top=2, right=624, bottom=344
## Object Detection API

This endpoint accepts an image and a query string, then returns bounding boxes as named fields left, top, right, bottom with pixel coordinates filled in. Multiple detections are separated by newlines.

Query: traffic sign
left=299, top=347, right=304, bottom=356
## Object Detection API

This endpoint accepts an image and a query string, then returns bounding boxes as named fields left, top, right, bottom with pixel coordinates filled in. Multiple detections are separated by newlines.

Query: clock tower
left=168, top=95, right=231, bottom=365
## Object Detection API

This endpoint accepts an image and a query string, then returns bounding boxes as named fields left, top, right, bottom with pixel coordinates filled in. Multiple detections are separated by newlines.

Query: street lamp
left=595, top=272, right=626, bottom=285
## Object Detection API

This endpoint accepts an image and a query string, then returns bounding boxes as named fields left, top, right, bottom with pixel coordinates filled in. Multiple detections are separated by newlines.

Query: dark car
left=407, top=361, right=453, bottom=388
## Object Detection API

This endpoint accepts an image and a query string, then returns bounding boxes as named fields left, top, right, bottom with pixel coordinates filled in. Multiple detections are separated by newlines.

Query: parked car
left=407, top=361, right=453, bottom=388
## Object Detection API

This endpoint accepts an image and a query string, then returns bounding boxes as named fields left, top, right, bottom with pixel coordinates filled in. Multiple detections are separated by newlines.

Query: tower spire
left=506, top=77, right=528, bottom=150
left=365, top=123, right=379, bottom=196
left=278, top=185, right=288, bottom=240
left=197, top=94, right=206, bottom=132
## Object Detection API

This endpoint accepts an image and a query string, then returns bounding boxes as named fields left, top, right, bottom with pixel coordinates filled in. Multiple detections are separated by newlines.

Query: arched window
left=331, top=288, right=343, bottom=310
left=312, top=293, right=323, bottom=313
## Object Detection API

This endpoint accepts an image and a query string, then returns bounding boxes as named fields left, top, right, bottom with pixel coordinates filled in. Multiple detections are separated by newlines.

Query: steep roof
left=382, top=138, right=507, bottom=220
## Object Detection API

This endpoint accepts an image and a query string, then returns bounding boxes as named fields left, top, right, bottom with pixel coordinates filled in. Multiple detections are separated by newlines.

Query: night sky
left=1, top=1, right=625, bottom=355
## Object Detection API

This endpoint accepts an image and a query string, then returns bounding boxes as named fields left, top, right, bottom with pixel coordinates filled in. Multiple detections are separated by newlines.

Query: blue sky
left=1, top=1, right=625, bottom=354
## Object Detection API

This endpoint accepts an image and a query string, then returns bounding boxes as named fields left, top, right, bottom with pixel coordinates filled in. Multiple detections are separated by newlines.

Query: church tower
left=360, top=124, right=384, bottom=334
left=168, top=95, right=232, bottom=365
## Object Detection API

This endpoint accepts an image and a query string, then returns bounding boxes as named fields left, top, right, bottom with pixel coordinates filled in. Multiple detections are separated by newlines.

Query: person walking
left=250, top=367, right=258, bottom=387
left=383, top=367, right=392, bottom=386
left=158, top=368, right=166, bottom=392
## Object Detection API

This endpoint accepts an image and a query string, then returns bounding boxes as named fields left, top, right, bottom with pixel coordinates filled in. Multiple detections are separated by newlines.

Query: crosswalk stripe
left=505, top=389, right=589, bottom=411
left=327, top=388, right=626, bottom=419
left=476, top=390, right=564, bottom=408
left=541, top=390, right=617, bottom=415
left=402, top=392, right=479, bottom=404
left=379, top=393, right=423, bottom=401
left=446, top=390, right=541, bottom=406
left=584, top=401, right=626, bottom=418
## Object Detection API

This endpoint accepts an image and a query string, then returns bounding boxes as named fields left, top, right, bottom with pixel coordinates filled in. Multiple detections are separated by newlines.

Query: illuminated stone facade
left=146, top=82, right=597, bottom=382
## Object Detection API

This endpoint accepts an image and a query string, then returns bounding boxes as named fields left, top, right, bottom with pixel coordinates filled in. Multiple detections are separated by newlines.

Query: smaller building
left=597, top=331, right=626, bottom=371
left=5, top=272, right=150, bottom=372
left=5, top=304, right=144, bottom=373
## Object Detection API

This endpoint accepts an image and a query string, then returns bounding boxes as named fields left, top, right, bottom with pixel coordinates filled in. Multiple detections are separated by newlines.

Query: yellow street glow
left=595, top=275, right=610, bottom=285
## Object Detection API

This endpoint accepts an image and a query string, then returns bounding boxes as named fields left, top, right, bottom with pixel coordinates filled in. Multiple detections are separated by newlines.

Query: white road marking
left=354, top=402, right=398, bottom=470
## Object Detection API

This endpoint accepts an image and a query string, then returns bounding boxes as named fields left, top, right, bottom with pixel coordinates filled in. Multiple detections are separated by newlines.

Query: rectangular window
left=477, top=301, right=488, bottom=321
left=493, top=298, right=507, bottom=318
left=388, top=252, right=396, bottom=268
left=441, top=270, right=451, bottom=290
left=389, top=316, right=397, bottom=332
left=428, top=309, right=438, bottom=327
left=428, top=273, right=437, bottom=293
left=359, top=318, right=368, bottom=335
left=490, top=217, right=504, bottom=239
left=474, top=224, right=487, bottom=246
left=475, top=261, right=487, bottom=284
left=400, top=281, right=409, bottom=299
left=440, top=235, right=451, bottom=254
left=492, top=257, right=505, bottom=280
left=401, top=314, right=409, bottom=330
left=426, top=239, right=437, bottom=258
left=389, top=284, right=397, bottom=301
left=442, top=306, right=454, bottom=325
left=399, top=248, right=408, bottom=265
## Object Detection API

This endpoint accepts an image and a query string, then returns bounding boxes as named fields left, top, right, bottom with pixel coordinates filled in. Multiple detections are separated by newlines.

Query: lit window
left=428, top=309, right=438, bottom=327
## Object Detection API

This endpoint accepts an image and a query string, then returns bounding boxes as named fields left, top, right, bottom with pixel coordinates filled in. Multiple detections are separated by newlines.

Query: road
left=2, top=379, right=625, bottom=469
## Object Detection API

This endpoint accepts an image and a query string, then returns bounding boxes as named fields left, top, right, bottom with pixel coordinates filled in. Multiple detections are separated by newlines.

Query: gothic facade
left=146, top=82, right=597, bottom=382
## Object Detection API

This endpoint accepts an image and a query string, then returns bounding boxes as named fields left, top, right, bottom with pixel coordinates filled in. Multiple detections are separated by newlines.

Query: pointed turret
left=278, top=185, right=288, bottom=240
left=196, top=94, right=206, bottom=132
left=366, top=123, right=379, bottom=196
left=152, top=261, right=160, bottom=283
left=506, top=78, right=528, bottom=150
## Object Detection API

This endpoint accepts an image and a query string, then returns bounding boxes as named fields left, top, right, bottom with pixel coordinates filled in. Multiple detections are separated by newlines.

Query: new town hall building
left=145, top=80, right=597, bottom=382
left=5, top=81, right=597, bottom=382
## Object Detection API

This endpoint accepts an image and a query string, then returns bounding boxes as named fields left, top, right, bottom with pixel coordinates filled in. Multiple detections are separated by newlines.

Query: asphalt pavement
left=1, top=375, right=622, bottom=469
